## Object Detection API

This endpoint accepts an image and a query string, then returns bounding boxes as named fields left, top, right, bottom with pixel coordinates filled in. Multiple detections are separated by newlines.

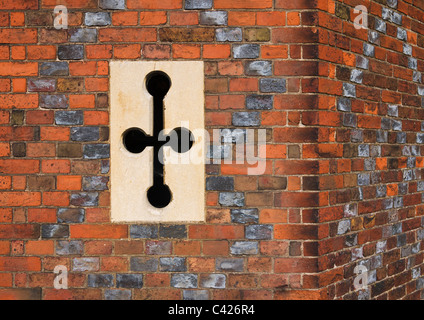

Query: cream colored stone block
left=110, top=61, right=205, bottom=222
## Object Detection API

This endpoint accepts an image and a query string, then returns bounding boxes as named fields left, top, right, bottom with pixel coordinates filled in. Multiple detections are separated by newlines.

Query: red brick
left=99, top=28, right=156, bottom=42
left=127, top=0, right=182, bottom=9
left=70, top=225, right=128, bottom=239
left=114, top=44, right=141, bottom=59
left=215, top=0, right=272, bottom=9
left=0, top=29, right=37, bottom=44
left=112, top=12, right=138, bottom=26
left=188, top=225, right=244, bottom=239
left=41, top=0, right=96, bottom=8
left=0, top=224, right=39, bottom=239
left=172, top=44, right=201, bottom=59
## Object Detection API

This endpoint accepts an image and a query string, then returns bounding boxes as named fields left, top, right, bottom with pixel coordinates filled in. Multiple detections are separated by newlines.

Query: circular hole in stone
left=122, top=127, right=148, bottom=154
left=146, top=71, right=171, bottom=98
left=147, top=184, right=172, bottom=208
left=168, top=127, right=195, bottom=153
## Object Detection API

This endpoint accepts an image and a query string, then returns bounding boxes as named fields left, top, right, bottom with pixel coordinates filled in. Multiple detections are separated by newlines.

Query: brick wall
left=0, top=0, right=423, bottom=300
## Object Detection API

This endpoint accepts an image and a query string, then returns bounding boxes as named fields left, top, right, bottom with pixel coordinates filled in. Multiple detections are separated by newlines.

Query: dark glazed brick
left=58, top=45, right=84, bottom=60
left=233, top=44, right=260, bottom=59
left=41, top=224, right=69, bottom=239
left=245, top=224, right=273, bottom=240
left=245, top=61, right=272, bottom=76
left=159, top=257, right=186, bottom=272
left=57, top=208, right=85, bottom=223
left=230, top=209, right=259, bottom=224
left=116, top=274, right=143, bottom=288
left=82, top=176, right=109, bottom=191
left=232, top=112, right=261, bottom=127
left=83, top=144, right=110, bottom=159
left=200, top=11, right=227, bottom=25
left=171, top=274, right=197, bottom=288
left=130, top=257, right=158, bottom=272
left=130, top=225, right=158, bottom=239
left=69, top=28, right=97, bottom=43
left=85, top=13, right=111, bottom=26
left=99, top=0, right=126, bottom=9
left=105, top=290, right=131, bottom=300
left=70, top=192, right=99, bottom=206
left=246, top=95, right=274, bottom=109
left=40, top=95, right=69, bottom=109
left=216, top=28, right=242, bottom=42
left=206, top=176, right=234, bottom=191
left=88, top=274, right=114, bottom=288
left=56, top=240, right=83, bottom=255
left=185, top=0, right=213, bottom=9
left=218, top=192, right=245, bottom=207
left=260, top=79, right=286, bottom=93
left=71, top=127, right=100, bottom=142
left=40, top=62, right=69, bottom=76
left=55, top=111, right=83, bottom=125
left=159, top=225, right=187, bottom=239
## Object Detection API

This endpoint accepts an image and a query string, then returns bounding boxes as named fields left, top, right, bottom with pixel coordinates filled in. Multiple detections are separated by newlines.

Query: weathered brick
left=246, top=95, right=273, bottom=109
left=69, top=28, right=97, bottom=43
